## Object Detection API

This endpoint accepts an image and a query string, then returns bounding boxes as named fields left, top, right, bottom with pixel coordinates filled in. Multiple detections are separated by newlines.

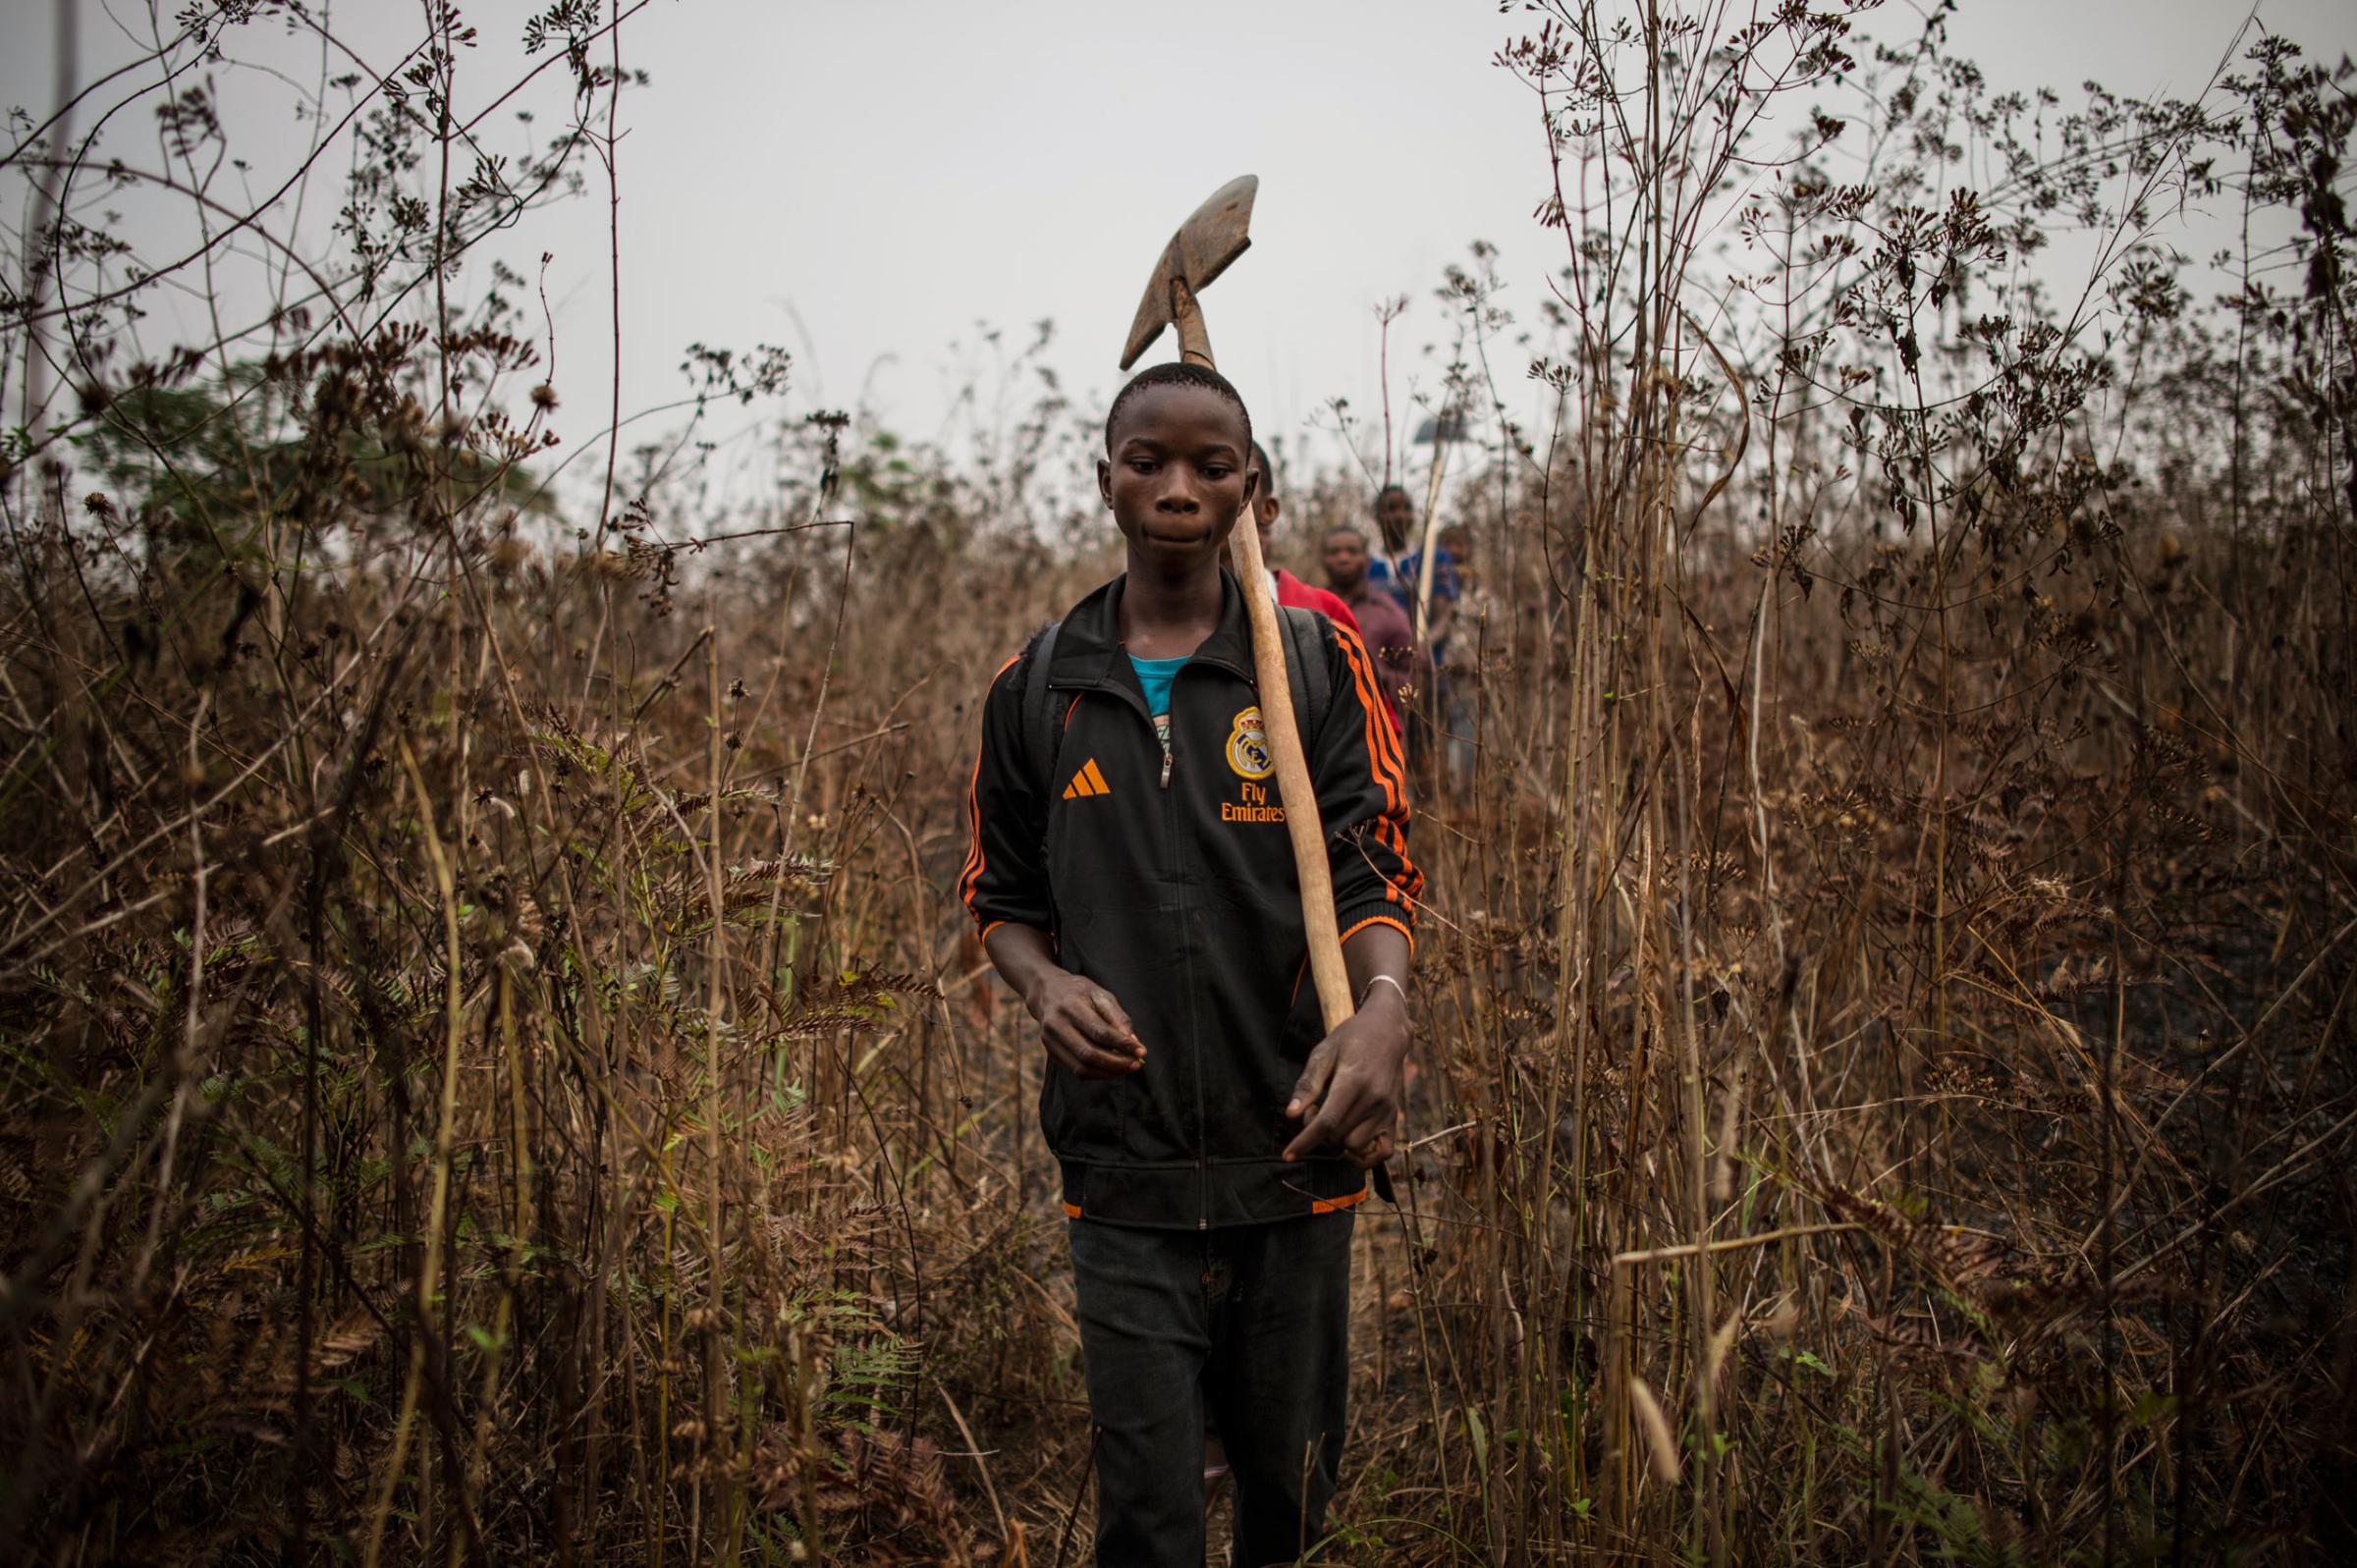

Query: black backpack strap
left=1018, top=620, right=1061, bottom=798
left=1278, top=605, right=1332, bottom=753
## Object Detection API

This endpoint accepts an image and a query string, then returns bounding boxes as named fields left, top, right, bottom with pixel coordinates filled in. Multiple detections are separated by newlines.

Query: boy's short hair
left=1373, top=482, right=1409, bottom=506
left=1324, top=523, right=1366, bottom=543
left=1105, top=361, right=1252, bottom=455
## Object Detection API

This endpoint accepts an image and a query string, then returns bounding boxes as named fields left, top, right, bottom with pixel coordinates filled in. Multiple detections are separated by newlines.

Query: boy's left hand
left=1282, top=984, right=1410, bottom=1168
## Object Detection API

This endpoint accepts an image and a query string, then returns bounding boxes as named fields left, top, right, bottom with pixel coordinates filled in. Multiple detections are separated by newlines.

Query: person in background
left=1370, top=483, right=1416, bottom=597
left=1237, top=441, right=1360, bottom=639
left=1364, top=485, right=1458, bottom=791
left=1432, top=523, right=1486, bottom=785
left=1365, top=483, right=1459, bottom=618
left=1319, top=524, right=1412, bottom=736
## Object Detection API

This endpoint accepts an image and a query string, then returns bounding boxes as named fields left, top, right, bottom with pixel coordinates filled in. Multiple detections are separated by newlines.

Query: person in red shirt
left=1237, top=441, right=1361, bottom=639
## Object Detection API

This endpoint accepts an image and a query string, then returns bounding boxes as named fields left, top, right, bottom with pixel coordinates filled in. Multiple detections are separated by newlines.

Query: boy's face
left=1375, top=488, right=1414, bottom=550
left=1098, top=385, right=1256, bottom=573
left=1322, top=529, right=1368, bottom=593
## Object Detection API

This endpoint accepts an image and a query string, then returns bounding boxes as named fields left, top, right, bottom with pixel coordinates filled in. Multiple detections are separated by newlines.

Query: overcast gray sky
left=6, top=0, right=2351, bottom=505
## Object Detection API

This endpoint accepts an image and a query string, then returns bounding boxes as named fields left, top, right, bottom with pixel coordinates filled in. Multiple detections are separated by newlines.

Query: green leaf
left=1464, top=1406, right=1491, bottom=1487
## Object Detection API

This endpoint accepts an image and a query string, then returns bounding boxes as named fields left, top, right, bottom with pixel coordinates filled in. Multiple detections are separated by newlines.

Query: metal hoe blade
left=1118, top=175, right=1258, bottom=370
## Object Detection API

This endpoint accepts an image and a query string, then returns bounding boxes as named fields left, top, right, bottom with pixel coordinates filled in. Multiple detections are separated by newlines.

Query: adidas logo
left=1061, top=758, right=1112, bottom=799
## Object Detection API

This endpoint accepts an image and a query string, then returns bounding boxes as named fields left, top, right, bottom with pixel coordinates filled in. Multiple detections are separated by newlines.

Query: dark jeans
left=1068, top=1213, right=1355, bottom=1568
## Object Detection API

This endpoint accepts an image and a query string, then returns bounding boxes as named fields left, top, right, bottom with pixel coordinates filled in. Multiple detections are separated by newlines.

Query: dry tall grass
left=3, top=2, right=2352, bottom=1564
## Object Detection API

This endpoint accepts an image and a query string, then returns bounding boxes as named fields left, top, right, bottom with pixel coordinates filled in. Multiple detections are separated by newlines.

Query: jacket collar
left=1048, top=568, right=1256, bottom=687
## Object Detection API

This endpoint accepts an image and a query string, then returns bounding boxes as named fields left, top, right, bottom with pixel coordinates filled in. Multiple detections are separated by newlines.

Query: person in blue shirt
left=1363, top=483, right=1459, bottom=613
left=1363, top=484, right=1459, bottom=793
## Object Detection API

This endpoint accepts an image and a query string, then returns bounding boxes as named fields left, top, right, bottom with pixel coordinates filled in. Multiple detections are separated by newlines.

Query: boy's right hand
left=1025, top=970, right=1147, bottom=1080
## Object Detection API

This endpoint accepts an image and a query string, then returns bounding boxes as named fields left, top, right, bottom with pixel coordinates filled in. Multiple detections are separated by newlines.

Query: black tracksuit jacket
left=959, top=570, right=1420, bottom=1228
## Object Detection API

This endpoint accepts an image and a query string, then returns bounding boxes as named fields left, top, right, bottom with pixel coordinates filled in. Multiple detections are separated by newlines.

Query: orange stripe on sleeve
left=1339, top=625, right=1408, bottom=785
left=1337, top=628, right=1408, bottom=801
left=1340, top=914, right=1413, bottom=953
left=1333, top=629, right=1421, bottom=907
left=959, top=653, right=1024, bottom=916
left=958, top=742, right=987, bottom=910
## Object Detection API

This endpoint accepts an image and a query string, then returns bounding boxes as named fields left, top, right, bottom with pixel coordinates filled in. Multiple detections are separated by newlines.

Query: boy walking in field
left=959, top=362, right=1418, bottom=1565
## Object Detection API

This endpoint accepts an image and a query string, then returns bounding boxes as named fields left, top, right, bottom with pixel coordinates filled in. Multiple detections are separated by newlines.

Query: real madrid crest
left=1226, top=706, right=1274, bottom=781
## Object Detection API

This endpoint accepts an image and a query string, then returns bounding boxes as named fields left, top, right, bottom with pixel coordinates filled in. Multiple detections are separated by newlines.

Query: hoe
left=1120, top=175, right=1396, bottom=1202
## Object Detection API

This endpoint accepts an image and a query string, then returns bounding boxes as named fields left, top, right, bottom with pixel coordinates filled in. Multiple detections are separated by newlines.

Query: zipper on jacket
left=1170, top=673, right=1210, bottom=1230
left=1158, top=730, right=1173, bottom=789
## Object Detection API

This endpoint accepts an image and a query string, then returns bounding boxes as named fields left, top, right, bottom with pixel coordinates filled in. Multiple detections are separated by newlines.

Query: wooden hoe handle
left=1170, top=281, right=1355, bottom=1035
